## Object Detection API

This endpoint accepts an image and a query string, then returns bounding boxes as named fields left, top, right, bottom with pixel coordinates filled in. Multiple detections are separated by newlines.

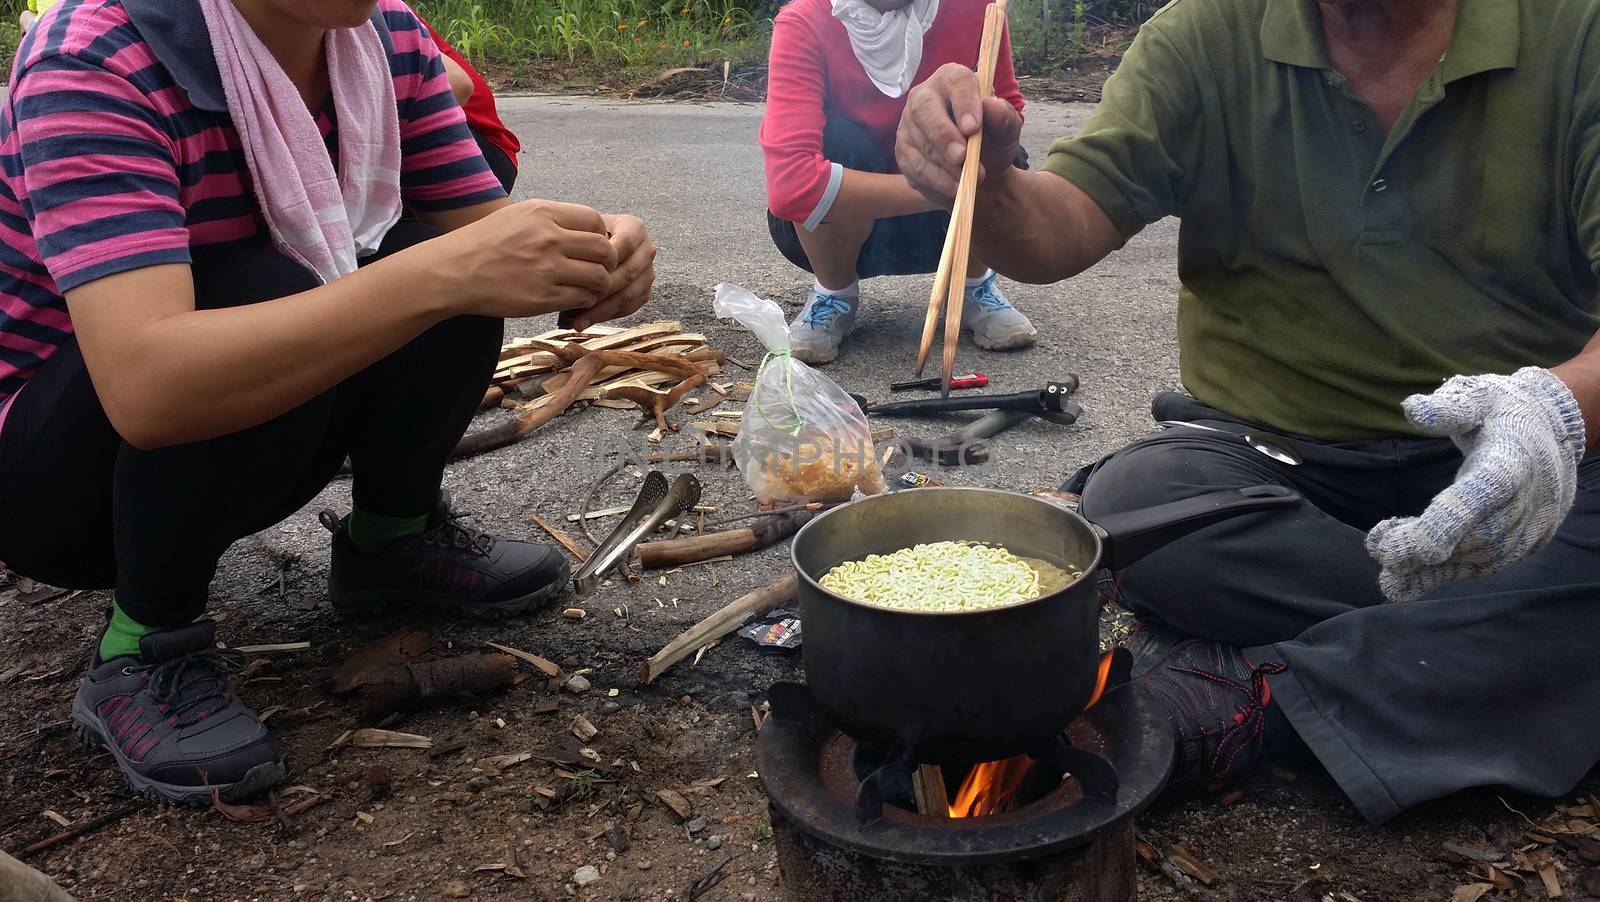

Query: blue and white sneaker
left=789, top=286, right=860, bottom=365
left=962, top=272, right=1037, bottom=351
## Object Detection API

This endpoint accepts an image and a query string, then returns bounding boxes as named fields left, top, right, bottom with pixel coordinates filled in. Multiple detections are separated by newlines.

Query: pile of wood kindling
left=453, top=322, right=725, bottom=459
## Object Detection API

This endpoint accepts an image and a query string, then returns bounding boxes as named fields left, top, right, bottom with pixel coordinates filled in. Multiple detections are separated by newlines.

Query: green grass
left=0, top=2, right=21, bottom=82
left=414, top=0, right=766, bottom=71
left=1006, top=0, right=1143, bottom=74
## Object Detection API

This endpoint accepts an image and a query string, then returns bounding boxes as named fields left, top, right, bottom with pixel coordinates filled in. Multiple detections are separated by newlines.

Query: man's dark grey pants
left=1074, top=392, right=1600, bottom=824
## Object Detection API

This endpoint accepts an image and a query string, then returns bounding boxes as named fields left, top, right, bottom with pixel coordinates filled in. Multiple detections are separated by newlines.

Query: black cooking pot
left=791, top=485, right=1300, bottom=765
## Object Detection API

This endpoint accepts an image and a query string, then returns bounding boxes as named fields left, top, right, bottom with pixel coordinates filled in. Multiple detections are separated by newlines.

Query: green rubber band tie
left=753, top=348, right=804, bottom=437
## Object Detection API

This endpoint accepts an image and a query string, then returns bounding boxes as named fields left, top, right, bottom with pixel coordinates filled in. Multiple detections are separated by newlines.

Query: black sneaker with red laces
left=323, top=493, right=569, bottom=619
left=1128, top=622, right=1288, bottom=796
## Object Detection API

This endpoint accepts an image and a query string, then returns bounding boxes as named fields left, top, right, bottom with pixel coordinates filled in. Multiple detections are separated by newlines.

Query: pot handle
left=1092, top=485, right=1301, bottom=571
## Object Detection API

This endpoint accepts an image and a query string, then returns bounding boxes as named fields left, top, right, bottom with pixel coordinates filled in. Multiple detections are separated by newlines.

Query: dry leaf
left=333, top=629, right=434, bottom=692
left=1449, top=884, right=1493, bottom=902
left=655, top=788, right=693, bottom=820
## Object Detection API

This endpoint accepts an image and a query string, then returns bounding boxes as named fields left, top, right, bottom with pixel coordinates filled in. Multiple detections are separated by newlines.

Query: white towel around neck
left=830, top=0, right=941, bottom=98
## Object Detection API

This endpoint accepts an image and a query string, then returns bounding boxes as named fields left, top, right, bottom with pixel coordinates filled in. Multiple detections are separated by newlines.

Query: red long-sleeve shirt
left=416, top=15, right=522, bottom=168
left=760, top=0, right=1025, bottom=227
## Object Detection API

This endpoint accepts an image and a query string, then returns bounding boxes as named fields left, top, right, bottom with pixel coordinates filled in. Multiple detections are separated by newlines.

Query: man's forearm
left=1551, top=328, right=1600, bottom=451
left=970, top=167, right=1123, bottom=284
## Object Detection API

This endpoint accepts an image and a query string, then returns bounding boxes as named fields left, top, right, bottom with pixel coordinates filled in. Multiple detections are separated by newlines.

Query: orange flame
left=945, top=652, right=1116, bottom=819
left=948, top=755, right=1033, bottom=818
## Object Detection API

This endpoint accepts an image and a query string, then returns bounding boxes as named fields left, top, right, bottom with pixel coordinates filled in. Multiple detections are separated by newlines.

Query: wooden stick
left=638, top=571, right=799, bottom=683
left=940, top=0, right=1007, bottom=397
left=917, top=3, right=1002, bottom=377
left=913, top=764, right=951, bottom=817
left=530, top=514, right=589, bottom=562
left=915, top=221, right=961, bottom=377
left=15, top=799, right=151, bottom=858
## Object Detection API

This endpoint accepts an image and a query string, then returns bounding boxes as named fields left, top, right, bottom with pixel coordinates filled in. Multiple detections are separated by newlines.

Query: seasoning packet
left=739, top=609, right=802, bottom=652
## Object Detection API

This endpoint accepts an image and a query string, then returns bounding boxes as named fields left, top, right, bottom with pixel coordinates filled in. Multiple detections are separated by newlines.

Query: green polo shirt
left=1042, top=0, right=1600, bottom=439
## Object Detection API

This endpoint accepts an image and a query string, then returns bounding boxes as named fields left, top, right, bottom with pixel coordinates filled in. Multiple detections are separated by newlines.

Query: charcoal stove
left=754, top=663, right=1173, bottom=902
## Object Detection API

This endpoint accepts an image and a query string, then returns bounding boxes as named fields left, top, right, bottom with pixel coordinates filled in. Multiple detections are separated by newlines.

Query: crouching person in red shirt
left=760, top=0, right=1035, bottom=364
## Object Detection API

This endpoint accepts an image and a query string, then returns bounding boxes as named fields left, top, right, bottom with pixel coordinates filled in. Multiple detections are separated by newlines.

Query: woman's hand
left=440, top=199, right=618, bottom=319
left=568, top=213, right=657, bottom=330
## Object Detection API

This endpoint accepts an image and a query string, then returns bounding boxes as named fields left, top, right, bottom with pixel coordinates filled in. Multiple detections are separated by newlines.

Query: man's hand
left=896, top=63, right=1023, bottom=207
left=1366, top=367, right=1588, bottom=601
left=568, top=214, right=656, bottom=330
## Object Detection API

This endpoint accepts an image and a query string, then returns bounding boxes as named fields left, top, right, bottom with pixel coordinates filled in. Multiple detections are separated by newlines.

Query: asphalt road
left=499, top=95, right=1183, bottom=481
left=226, top=95, right=1184, bottom=696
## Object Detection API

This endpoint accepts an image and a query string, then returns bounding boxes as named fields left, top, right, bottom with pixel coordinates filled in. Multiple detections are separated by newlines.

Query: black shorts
left=767, top=117, right=1027, bottom=279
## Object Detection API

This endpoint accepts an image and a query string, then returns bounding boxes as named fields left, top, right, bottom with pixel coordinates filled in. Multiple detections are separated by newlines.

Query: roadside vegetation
left=416, top=0, right=1156, bottom=84
left=0, top=0, right=1157, bottom=92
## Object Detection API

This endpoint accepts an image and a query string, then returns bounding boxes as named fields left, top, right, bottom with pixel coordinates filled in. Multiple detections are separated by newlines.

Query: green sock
left=99, top=599, right=157, bottom=662
left=347, top=507, right=429, bottom=553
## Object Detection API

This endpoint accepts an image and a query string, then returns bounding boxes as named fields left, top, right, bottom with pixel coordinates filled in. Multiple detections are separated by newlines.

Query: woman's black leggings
left=0, top=222, right=502, bottom=627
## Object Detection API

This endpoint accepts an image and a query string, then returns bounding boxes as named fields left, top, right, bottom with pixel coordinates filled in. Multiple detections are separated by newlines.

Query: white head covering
left=830, top=0, right=941, bottom=98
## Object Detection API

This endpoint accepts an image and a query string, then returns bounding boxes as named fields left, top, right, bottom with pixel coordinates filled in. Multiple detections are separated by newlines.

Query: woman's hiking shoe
left=962, top=272, right=1037, bottom=350
left=71, top=621, right=286, bottom=806
left=789, top=287, right=860, bottom=364
left=324, top=493, right=569, bottom=618
left=1128, top=622, right=1288, bottom=796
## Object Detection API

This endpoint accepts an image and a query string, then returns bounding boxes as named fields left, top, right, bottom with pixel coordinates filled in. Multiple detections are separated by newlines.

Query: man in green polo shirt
left=898, top=0, right=1600, bottom=824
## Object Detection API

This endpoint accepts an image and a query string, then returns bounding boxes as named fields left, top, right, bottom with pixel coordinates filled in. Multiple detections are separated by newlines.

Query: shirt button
left=1352, top=119, right=1367, bottom=133
left=1371, top=178, right=1389, bottom=192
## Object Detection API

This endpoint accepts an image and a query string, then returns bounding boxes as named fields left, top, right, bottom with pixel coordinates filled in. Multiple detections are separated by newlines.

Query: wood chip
left=233, top=641, right=312, bottom=655
left=1541, top=865, right=1564, bottom=897
left=533, top=698, right=560, bottom=714
left=571, top=715, right=599, bottom=742
left=350, top=728, right=432, bottom=750
left=655, top=788, right=693, bottom=820
left=568, top=506, right=633, bottom=521
left=485, top=641, right=561, bottom=677
left=327, top=729, right=354, bottom=751
left=382, top=832, right=414, bottom=847
left=355, top=811, right=375, bottom=826
left=1166, top=844, right=1220, bottom=887
left=483, top=751, right=534, bottom=772
left=41, top=810, right=71, bottom=828
left=529, top=514, right=589, bottom=562
left=562, top=608, right=587, bottom=620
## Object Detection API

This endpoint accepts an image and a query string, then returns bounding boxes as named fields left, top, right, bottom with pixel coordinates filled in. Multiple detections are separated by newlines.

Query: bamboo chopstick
left=913, top=0, right=1009, bottom=396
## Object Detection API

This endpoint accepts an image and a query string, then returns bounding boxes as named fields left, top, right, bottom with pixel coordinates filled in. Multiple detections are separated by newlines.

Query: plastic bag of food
left=712, top=283, right=885, bottom=504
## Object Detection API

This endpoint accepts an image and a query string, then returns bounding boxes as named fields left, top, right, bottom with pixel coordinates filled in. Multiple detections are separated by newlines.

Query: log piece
left=637, top=510, right=814, bottom=569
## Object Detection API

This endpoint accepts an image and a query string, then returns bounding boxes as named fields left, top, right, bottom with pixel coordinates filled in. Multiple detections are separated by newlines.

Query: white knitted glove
left=1365, top=367, right=1587, bottom=602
